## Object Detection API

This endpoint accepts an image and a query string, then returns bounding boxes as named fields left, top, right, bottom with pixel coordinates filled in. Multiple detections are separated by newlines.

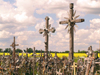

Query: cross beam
left=59, top=3, right=85, bottom=60
left=39, top=16, right=55, bottom=62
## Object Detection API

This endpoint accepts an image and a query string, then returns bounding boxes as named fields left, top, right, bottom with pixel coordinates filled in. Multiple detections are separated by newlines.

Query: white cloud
left=0, top=30, right=13, bottom=38
left=76, top=0, right=100, bottom=15
left=0, top=0, right=100, bottom=52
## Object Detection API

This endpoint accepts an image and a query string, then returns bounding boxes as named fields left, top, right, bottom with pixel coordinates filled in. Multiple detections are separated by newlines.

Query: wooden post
left=33, top=47, right=36, bottom=75
left=10, top=36, right=19, bottom=75
left=59, top=3, right=84, bottom=61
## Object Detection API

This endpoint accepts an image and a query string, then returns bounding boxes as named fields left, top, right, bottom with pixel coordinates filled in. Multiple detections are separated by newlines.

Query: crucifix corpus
left=59, top=3, right=85, bottom=60
left=39, top=16, right=56, bottom=62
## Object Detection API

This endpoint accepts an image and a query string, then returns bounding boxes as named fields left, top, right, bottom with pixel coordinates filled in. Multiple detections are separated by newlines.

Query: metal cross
left=39, top=16, right=56, bottom=62
left=59, top=3, right=85, bottom=60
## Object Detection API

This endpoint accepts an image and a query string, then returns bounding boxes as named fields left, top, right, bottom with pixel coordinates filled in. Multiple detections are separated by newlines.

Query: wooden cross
left=59, top=3, right=84, bottom=60
left=71, top=62, right=77, bottom=75
left=47, top=69, right=52, bottom=75
left=10, top=36, right=19, bottom=67
left=39, top=16, right=56, bottom=62
left=56, top=69, right=63, bottom=75
left=7, top=63, right=14, bottom=75
left=95, top=71, right=99, bottom=75
left=10, top=37, right=19, bottom=75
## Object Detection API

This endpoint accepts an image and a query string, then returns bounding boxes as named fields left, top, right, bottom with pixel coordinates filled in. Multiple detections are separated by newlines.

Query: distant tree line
left=0, top=48, right=99, bottom=53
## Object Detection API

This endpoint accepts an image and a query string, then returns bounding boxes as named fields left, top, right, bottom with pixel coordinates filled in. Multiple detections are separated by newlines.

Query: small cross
left=95, top=71, right=99, bottom=75
left=56, top=69, right=63, bottom=75
left=10, top=37, right=19, bottom=68
left=71, top=62, right=77, bottom=75
left=47, top=69, right=52, bottom=75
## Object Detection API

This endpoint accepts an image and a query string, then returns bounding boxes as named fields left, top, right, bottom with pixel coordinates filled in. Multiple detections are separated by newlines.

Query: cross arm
left=59, top=20, right=68, bottom=24
left=48, top=27, right=56, bottom=33
left=10, top=43, right=14, bottom=47
left=15, top=44, right=19, bottom=46
left=71, top=19, right=84, bottom=23
left=39, top=29, right=44, bottom=34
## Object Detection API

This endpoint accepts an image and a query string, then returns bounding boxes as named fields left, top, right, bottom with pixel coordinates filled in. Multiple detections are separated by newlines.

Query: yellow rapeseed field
left=0, top=53, right=100, bottom=58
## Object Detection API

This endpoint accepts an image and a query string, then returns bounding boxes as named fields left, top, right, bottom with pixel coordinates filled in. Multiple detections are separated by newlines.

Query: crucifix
left=10, top=37, right=19, bottom=70
left=39, top=16, right=56, bottom=62
left=59, top=3, right=85, bottom=60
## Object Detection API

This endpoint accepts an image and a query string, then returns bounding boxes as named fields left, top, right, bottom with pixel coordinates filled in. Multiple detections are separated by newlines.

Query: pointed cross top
left=45, top=16, right=49, bottom=20
left=10, top=37, right=19, bottom=48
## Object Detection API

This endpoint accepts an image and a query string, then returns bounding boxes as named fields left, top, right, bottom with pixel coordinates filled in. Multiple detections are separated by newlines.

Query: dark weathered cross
left=59, top=3, right=85, bottom=60
left=10, top=37, right=19, bottom=69
left=39, top=16, right=56, bottom=62
left=33, top=47, right=36, bottom=75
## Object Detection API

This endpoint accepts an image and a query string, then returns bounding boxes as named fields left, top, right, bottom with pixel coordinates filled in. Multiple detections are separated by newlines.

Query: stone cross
left=10, top=37, right=19, bottom=70
left=71, top=62, right=77, bottom=75
left=39, top=16, right=56, bottom=62
left=59, top=3, right=84, bottom=60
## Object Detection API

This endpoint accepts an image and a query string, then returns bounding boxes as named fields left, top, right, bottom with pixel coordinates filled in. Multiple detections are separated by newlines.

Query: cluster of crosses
left=0, top=3, right=100, bottom=75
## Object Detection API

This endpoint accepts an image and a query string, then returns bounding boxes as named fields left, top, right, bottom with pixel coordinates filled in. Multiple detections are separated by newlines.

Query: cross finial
left=70, top=3, right=74, bottom=9
left=45, top=16, right=49, bottom=20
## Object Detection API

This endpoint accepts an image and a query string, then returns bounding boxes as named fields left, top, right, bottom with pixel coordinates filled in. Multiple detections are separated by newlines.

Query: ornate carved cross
left=39, top=16, right=56, bottom=62
left=10, top=37, right=19, bottom=67
left=59, top=3, right=85, bottom=60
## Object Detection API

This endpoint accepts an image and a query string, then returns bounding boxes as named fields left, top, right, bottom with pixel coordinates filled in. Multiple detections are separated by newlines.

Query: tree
left=27, top=48, right=33, bottom=53
left=0, top=48, right=3, bottom=52
left=78, top=50, right=80, bottom=53
left=15, top=48, right=22, bottom=53
left=64, top=50, right=69, bottom=53
left=4, top=48, right=12, bottom=53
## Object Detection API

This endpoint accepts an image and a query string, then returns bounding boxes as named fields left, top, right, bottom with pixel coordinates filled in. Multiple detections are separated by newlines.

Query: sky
left=0, top=0, right=100, bottom=52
